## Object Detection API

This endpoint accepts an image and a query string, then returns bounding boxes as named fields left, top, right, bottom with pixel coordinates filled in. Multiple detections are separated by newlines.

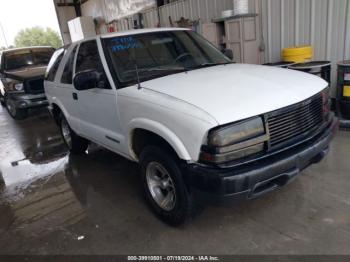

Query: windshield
left=4, top=49, right=54, bottom=71
left=103, top=30, right=231, bottom=87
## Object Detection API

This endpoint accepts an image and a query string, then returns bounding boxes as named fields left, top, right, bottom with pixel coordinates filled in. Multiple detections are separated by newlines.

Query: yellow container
left=343, top=86, right=350, bottom=97
left=282, top=46, right=313, bottom=63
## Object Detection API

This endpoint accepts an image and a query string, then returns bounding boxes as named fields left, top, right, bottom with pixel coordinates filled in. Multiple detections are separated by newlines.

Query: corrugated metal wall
left=261, top=0, right=350, bottom=92
left=79, top=0, right=350, bottom=64
left=78, top=0, right=350, bottom=91
left=80, top=0, right=350, bottom=60
left=261, top=0, right=350, bottom=62
left=142, top=0, right=257, bottom=31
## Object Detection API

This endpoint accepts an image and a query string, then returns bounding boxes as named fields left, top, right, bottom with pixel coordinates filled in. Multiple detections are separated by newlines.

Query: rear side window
left=76, top=40, right=104, bottom=73
left=61, top=46, right=78, bottom=84
left=76, top=40, right=110, bottom=89
left=45, top=49, right=65, bottom=82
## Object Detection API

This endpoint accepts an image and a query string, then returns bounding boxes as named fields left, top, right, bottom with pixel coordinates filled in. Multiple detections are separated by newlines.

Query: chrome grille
left=267, top=94, right=324, bottom=149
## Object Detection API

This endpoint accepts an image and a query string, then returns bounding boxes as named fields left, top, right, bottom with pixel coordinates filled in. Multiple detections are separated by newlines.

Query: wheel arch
left=49, top=100, right=71, bottom=125
left=128, top=118, right=192, bottom=162
left=51, top=103, right=63, bottom=125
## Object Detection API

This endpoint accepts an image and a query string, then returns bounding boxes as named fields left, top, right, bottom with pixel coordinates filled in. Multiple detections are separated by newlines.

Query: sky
left=0, top=0, right=61, bottom=47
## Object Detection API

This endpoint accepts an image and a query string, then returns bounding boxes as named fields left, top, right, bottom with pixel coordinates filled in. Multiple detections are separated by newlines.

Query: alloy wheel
left=146, top=161, right=177, bottom=211
left=61, top=118, right=72, bottom=149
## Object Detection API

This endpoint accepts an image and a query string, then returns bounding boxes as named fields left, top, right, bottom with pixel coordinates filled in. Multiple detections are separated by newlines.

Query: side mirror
left=223, top=49, right=234, bottom=61
left=73, top=70, right=100, bottom=91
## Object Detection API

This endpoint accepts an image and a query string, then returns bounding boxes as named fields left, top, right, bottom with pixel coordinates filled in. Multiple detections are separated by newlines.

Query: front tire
left=140, top=146, right=195, bottom=226
left=60, top=114, right=89, bottom=154
left=5, top=96, right=27, bottom=120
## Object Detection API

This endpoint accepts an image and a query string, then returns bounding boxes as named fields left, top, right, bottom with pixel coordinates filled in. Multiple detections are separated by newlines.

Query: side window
left=61, top=46, right=78, bottom=84
left=76, top=40, right=110, bottom=89
left=45, top=49, right=65, bottom=82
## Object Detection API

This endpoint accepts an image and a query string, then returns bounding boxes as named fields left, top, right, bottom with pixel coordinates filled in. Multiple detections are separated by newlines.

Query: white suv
left=44, top=28, right=338, bottom=225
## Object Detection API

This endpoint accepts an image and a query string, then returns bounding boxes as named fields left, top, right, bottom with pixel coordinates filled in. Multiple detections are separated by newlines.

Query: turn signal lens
left=322, top=87, right=331, bottom=119
left=322, top=87, right=330, bottom=104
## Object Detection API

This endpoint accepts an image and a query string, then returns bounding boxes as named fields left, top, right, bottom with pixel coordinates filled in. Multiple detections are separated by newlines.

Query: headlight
left=4, top=79, right=24, bottom=93
left=208, top=118, right=265, bottom=147
left=200, top=117, right=269, bottom=164
left=14, top=83, right=24, bottom=91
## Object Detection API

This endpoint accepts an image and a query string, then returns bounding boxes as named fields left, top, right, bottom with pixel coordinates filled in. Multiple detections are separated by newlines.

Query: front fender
left=127, top=118, right=192, bottom=161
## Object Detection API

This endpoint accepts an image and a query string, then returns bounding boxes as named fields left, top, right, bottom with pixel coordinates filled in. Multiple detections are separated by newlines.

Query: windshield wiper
left=190, top=62, right=233, bottom=69
left=127, top=66, right=187, bottom=74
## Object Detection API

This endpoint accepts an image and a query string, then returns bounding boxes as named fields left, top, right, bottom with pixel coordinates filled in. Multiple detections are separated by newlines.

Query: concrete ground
left=0, top=105, right=349, bottom=255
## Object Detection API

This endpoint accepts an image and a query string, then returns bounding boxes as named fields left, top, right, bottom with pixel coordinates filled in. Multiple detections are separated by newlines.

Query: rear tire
left=5, top=96, right=28, bottom=120
left=59, top=113, right=89, bottom=154
left=140, top=146, right=195, bottom=226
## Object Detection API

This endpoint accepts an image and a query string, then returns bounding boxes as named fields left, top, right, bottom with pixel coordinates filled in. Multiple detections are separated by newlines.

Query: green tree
left=14, top=27, right=62, bottom=48
left=0, top=45, right=14, bottom=51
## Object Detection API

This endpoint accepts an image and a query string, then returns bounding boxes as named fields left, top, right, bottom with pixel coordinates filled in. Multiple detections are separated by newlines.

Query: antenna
left=135, top=63, right=142, bottom=90
left=0, top=22, right=8, bottom=48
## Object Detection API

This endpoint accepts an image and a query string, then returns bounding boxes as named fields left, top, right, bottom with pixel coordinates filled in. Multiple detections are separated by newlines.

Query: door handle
left=72, top=93, right=78, bottom=100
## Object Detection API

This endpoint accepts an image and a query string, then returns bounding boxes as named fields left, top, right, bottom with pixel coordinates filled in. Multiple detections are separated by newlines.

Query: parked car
left=44, top=28, right=338, bottom=225
left=0, top=46, right=55, bottom=119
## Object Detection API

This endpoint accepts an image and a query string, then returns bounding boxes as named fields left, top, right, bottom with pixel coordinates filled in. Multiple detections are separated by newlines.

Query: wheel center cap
left=161, top=180, right=169, bottom=189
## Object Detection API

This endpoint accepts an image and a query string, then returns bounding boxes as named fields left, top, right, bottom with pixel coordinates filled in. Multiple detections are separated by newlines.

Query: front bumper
left=185, top=117, right=339, bottom=205
left=7, top=93, right=48, bottom=109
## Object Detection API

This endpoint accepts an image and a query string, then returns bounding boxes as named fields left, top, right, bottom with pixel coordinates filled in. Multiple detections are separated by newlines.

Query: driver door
left=73, top=39, right=123, bottom=153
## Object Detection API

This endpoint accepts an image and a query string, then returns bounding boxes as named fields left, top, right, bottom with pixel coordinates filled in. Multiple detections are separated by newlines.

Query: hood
left=4, top=66, right=47, bottom=81
left=142, top=64, right=328, bottom=125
